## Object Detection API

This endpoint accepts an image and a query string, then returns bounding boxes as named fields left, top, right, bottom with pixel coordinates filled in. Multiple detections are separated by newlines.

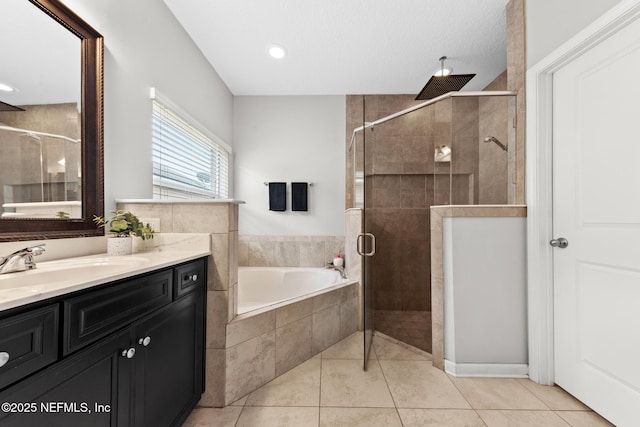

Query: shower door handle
left=357, top=233, right=376, bottom=257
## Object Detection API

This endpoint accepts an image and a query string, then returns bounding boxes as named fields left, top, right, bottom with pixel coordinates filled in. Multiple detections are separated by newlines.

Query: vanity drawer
left=0, top=305, right=58, bottom=390
left=63, top=269, right=172, bottom=355
left=174, top=259, right=206, bottom=298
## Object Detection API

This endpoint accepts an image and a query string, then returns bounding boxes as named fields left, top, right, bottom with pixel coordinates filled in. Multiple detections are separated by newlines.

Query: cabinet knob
left=0, top=352, right=9, bottom=368
left=121, top=347, right=136, bottom=359
left=184, top=274, right=198, bottom=282
left=138, top=336, right=151, bottom=347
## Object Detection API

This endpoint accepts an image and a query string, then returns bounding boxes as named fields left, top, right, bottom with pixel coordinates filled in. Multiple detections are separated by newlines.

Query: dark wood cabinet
left=0, top=327, right=133, bottom=427
left=133, top=290, right=204, bottom=427
left=64, top=269, right=173, bottom=356
left=0, top=305, right=58, bottom=390
left=0, top=258, right=206, bottom=427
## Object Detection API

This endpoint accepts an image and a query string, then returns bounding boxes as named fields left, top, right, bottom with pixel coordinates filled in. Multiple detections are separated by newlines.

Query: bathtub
left=227, top=266, right=360, bottom=403
left=237, top=266, right=349, bottom=314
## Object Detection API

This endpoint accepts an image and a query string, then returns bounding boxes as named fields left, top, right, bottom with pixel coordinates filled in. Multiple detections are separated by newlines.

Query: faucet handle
left=26, top=244, right=46, bottom=256
left=5, top=243, right=46, bottom=258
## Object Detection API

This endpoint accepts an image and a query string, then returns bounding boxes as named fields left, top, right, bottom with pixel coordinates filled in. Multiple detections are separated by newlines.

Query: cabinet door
left=0, top=304, right=58, bottom=389
left=133, top=290, right=204, bottom=427
left=0, top=328, right=133, bottom=427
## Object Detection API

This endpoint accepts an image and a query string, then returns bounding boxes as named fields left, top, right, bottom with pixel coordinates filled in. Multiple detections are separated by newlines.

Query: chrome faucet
left=0, top=244, right=46, bottom=274
left=326, top=262, right=348, bottom=279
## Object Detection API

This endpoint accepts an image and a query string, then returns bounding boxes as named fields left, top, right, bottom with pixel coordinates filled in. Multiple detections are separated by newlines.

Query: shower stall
left=347, top=91, right=517, bottom=366
left=0, top=103, right=81, bottom=218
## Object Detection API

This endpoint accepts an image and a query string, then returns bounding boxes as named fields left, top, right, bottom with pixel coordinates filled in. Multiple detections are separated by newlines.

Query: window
left=151, top=91, right=230, bottom=200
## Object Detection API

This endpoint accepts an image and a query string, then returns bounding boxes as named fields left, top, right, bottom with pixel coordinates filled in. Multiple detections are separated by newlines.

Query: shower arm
left=0, top=124, right=80, bottom=144
left=484, top=136, right=508, bottom=151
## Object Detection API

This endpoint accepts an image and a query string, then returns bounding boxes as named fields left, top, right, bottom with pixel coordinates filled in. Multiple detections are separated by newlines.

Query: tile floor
left=183, top=332, right=613, bottom=427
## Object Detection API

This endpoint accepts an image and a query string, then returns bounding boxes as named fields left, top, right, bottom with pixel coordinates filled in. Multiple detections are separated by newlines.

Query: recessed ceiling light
left=268, top=45, right=287, bottom=59
left=0, top=82, right=16, bottom=92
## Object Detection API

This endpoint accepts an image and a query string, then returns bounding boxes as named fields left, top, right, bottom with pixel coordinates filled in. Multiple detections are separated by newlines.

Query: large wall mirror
left=0, top=0, right=103, bottom=241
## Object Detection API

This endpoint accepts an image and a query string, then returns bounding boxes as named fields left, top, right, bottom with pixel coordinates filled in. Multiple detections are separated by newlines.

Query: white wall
left=443, top=217, right=527, bottom=375
left=526, top=0, right=622, bottom=66
left=234, top=96, right=346, bottom=236
left=62, top=0, right=234, bottom=210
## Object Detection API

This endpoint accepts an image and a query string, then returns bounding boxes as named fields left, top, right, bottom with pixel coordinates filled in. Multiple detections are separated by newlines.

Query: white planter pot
left=107, top=236, right=132, bottom=256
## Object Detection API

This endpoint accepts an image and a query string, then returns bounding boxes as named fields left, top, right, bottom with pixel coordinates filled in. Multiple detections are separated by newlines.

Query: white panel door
left=553, top=15, right=640, bottom=427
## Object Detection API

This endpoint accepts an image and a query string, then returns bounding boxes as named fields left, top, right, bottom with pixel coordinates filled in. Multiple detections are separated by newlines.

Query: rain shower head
left=415, top=56, right=476, bottom=100
left=484, top=136, right=507, bottom=151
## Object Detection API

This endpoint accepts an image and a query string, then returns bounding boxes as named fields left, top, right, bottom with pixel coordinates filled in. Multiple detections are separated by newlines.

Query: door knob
left=550, top=238, right=569, bottom=248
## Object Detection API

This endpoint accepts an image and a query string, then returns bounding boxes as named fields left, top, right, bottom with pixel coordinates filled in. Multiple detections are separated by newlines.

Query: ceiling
left=163, top=0, right=510, bottom=96
left=0, top=0, right=80, bottom=107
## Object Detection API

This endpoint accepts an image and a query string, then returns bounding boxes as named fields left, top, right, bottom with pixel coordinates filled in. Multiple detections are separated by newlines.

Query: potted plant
left=93, top=210, right=154, bottom=255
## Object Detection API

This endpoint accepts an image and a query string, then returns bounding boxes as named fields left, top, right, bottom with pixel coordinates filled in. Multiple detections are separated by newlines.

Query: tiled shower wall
left=345, top=83, right=510, bottom=353
left=0, top=103, right=81, bottom=206
left=238, top=235, right=345, bottom=268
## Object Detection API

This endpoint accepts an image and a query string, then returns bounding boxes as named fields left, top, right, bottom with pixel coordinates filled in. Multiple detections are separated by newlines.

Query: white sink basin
left=0, top=256, right=149, bottom=292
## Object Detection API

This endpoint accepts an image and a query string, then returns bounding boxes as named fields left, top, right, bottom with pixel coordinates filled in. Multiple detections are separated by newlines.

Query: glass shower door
left=354, top=97, right=376, bottom=370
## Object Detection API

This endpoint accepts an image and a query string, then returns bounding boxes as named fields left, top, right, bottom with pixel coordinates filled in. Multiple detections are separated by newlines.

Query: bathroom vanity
left=0, top=253, right=207, bottom=427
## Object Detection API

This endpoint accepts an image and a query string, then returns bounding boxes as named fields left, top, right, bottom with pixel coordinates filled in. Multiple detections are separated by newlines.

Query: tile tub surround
left=238, top=235, right=345, bottom=268
left=430, top=205, right=527, bottom=371
left=224, top=281, right=359, bottom=405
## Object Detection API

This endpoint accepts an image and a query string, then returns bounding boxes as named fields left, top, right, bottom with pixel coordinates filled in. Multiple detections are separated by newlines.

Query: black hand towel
left=269, top=182, right=287, bottom=211
left=291, top=182, right=308, bottom=211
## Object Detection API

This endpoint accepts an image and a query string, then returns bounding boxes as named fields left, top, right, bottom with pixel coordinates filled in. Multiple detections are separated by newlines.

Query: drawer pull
left=121, top=347, right=136, bottom=359
left=138, top=336, right=151, bottom=347
left=0, top=352, right=9, bottom=368
left=184, top=274, right=198, bottom=282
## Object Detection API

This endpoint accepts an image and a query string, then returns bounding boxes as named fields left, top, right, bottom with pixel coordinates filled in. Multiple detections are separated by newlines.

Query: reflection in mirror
left=0, top=0, right=103, bottom=241
left=0, top=0, right=81, bottom=219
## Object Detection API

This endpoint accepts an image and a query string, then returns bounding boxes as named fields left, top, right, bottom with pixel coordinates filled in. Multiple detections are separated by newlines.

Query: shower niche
left=348, top=92, right=517, bottom=353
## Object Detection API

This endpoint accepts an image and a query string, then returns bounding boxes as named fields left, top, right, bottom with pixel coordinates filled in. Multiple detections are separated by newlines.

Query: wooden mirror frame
left=0, top=0, right=104, bottom=242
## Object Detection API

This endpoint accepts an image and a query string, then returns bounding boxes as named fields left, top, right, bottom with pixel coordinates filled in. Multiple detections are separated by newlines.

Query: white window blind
left=152, top=95, right=230, bottom=200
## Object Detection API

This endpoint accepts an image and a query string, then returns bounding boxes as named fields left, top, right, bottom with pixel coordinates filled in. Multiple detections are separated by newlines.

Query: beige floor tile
left=236, top=406, right=319, bottom=427
left=450, top=377, right=548, bottom=410
left=379, top=360, right=471, bottom=409
left=320, top=407, right=402, bottom=427
left=477, top=410, right=570, bottom=427
left=320, top=359, right=395, bottom=408
left=373, top=335, right=432, bottom=361
left=246, top=359, right=321, bottom=406
left=398, top=409, right=486, bottom=426
left=555, top=410, right=615, bottom=426
left=322, top=331, right=363, bottom=359
left=182, top=407, right=243, bottom=427
left=516, top=379, right=590, bottom=411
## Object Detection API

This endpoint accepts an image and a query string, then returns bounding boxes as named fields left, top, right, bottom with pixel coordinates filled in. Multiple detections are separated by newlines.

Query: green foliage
left=93, top=210, right=155, bottom=240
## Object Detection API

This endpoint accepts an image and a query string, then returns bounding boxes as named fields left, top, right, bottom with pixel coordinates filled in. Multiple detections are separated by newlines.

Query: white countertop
left=0, top=249, right=210, bottom=312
